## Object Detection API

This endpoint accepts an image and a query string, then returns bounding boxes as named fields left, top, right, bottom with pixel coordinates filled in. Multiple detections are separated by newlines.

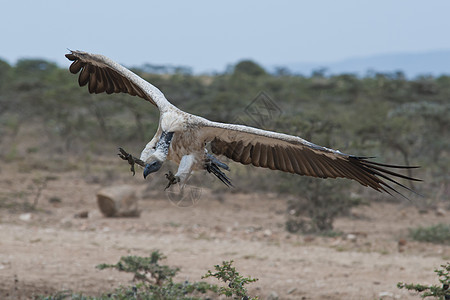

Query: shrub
left=202, top=260, right=258, bottom=299
left=285, top=177, right=364, bottom=234
left=39, top=251, right=259, bottom=300
left=398, top=262, right=450, bottom=299
left=409, top=224, right=450, bottom=245
left=96, top=250, right=179, bottom=286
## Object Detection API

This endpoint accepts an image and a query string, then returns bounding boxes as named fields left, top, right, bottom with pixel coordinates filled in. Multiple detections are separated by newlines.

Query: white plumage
left=66, top=50, right=420, bottom=196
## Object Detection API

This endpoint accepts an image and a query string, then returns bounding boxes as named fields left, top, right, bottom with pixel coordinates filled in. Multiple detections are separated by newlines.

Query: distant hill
left=271, top=50, right=450, bottom=78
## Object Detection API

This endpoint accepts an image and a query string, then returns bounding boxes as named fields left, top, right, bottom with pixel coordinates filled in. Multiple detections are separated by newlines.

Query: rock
left=267, top=291, right=279, bottom=300
left=304, top=236, right=315, bottom=243
left=19, top=213, right=32, bottom=222
left=287, top=287, right=297, bottom=294
left=346, top=233, right=357, bottom=242
left=48, top=197, right=62, bottom=204
left=398, top=238, right=407, bottom=252
left=378, top=291, right=400, bottom=299
left=74, top=211, right=88, bottom=218
left=331, top=238, right=342, bottom=246
left=436, top=207, right=446, bottom=216
left=97, top=185, right=140, bottom=217
left=378, top=291, right=393, bottom=298
left=398, top=239, right=407, bottom=247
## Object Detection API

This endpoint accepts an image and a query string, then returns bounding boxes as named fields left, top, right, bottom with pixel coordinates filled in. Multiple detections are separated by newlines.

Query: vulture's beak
left=143, top=161, right=163, bottom=179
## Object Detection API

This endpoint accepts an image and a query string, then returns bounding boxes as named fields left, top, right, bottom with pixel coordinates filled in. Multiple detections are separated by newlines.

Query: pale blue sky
left=2, top=0, right=450, bottom=72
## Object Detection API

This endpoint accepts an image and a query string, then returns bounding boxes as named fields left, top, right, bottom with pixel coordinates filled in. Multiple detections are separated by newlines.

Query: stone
left=97, top=185, right=140, bottom=217
left=267, top=291, right=279, bottom=300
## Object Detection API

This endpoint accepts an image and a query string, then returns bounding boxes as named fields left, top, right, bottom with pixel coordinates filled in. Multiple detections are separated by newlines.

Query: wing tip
left=65, top=52, right=76, bottom=61
left=350, top=156, right=422, bottom=199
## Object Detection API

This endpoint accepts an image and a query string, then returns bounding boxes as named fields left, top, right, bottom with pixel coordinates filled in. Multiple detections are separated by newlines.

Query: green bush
left=398, top=262, right=450, bottom=299
left=39, top=251, right=259, bottom=300
left=202, top=260, right=258, bottom=299
left=96, top=251, right=179, bottom=286
left=285, top=177, right=365, bottom=234
left=409, top=224, right=450, bottom=245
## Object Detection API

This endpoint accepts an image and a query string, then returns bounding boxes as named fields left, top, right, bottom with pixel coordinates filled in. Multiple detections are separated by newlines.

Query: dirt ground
left=0, top=159, right=448, bottom=300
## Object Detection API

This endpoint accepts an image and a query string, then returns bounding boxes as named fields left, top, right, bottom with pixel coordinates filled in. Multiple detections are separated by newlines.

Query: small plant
left=285, top=178, right=364, bottom=234
left=95, top=250, right=220, bottom=299
left=39, top=251, right=259, bottom=299
left=398, top=262, right=450, bottom=299
left=202, top=260, right=259, bottom=300
left=409, top=224, right=450, bottom=245
left=31, top=175, right=58, bottom=208
left=96, top=250, right=178, bottom=285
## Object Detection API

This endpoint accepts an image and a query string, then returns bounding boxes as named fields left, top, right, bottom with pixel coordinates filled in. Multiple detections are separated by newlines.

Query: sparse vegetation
left=285, top=177, right=365, bottom=233
left=202, top=260, right=259, bottom=299
left=409, top=224, right=450, bottom=245
left=95, top=250, right=219, bottom=299
left=39, top=251, right=259, bottom=300
left=96, top=251, right=179, bottom=286
left=0, top=174, right=58, bottom=213
left=31, top=175, right=58, bottom=208
left=0, top=57, right=448, bottom=299
left=398, top=262, right=450, bottom=299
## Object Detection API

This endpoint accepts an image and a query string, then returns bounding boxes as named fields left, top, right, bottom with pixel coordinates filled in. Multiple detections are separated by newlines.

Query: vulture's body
left=66, top=50, right=420, bottom=196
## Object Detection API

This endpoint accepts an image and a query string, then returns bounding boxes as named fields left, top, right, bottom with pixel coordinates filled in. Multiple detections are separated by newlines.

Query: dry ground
left=0, top=160, right=448, bottom=300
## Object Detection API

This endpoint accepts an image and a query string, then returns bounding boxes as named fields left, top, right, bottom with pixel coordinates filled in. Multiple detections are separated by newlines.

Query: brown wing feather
left=200, top=121, right=420, bottom=197
left=65, top=51, right=157, bottom=106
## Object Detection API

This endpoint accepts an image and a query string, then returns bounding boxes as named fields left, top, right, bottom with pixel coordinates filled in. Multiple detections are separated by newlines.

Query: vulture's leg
left=165, top=154, right=196, bottom=190
left=118, top=148, right=145, bottom=176
left=205, top=154, right=233, bottom=187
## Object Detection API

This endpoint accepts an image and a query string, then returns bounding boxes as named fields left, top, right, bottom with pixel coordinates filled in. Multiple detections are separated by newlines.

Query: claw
left=117, top=147, right=145, bottom=176
left=164, top=171, right=180, bottom=190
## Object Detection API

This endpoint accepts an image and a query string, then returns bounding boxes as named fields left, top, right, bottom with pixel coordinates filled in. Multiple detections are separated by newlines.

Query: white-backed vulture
left=66, top=50, right=420, bottom=197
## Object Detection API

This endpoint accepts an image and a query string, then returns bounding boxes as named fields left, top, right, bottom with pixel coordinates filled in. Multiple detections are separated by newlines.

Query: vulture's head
left=143, top=159, right=163, bottom=178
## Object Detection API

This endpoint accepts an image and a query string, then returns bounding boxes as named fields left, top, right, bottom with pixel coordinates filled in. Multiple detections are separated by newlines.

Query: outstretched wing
left=65, top=50, right=170, bottom=109
left=195, top=117, right=420, bottom=197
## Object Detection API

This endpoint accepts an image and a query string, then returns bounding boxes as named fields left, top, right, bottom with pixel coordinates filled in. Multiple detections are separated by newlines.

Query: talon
left=118, top=147, right=127, bottom=159
left=117, top=147, right=145, bottom=176
left=164, top=171, right=180, bottom=190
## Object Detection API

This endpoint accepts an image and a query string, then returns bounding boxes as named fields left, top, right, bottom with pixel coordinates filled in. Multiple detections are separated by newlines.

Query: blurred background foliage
left=0, top=57, right=448, bottom=231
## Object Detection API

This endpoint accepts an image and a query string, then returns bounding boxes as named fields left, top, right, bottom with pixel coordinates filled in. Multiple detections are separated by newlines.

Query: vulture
left=65, top=50, right=420, bottom=197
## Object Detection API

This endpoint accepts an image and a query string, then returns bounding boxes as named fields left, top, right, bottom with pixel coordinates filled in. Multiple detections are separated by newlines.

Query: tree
left=233, top=60, right=266, bottom=77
